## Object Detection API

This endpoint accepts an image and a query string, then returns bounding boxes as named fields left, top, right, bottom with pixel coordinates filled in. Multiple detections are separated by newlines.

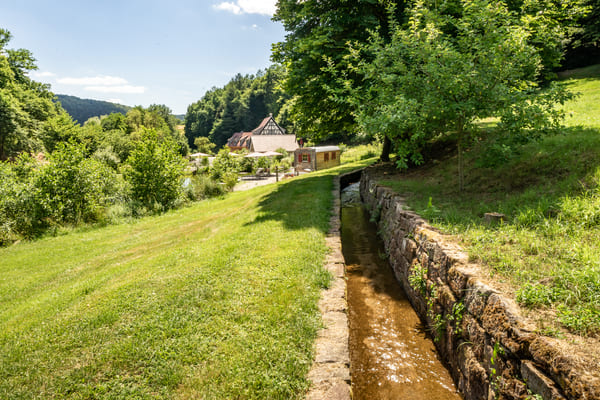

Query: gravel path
left=233, top=175, right=279, bottom=191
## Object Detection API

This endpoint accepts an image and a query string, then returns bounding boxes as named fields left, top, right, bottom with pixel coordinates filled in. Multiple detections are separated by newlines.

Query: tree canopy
left=272, top=0, right=406, bottom=143
left=0, top=29, right=74, bottom=160
left=356, top=0, right=573, bottom=189
left=273, top=0, right=590, bottom=159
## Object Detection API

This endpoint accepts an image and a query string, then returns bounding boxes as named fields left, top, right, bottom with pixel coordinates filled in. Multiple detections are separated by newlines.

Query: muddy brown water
left=341, top=199, right=462, bottom=400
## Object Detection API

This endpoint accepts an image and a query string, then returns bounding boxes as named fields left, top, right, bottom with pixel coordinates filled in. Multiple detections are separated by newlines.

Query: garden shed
left=294, top=146, right=341, bottom=171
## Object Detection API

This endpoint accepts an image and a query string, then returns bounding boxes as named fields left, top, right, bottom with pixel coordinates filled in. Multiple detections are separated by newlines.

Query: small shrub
left=221, top=172, right=239, bottom=191
left=185, top=175, right=226, bottom=200
left=423, top=197, right=441, bottom=221
left=36, top=142, right=119, bottom=224
left=125, top=129, right=186, bottom=211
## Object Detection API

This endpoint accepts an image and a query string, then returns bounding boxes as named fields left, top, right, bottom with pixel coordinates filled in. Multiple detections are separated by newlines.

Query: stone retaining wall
left=359, top=166, right=599, bottom=400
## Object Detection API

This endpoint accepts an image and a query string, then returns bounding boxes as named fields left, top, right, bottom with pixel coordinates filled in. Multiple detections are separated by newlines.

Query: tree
left=36, top=141, right=118, bottom=223
left=194, top=136, right=216, bottom=154
left=563, top=0, right=600, bottom=68
left=358, top=0, right=572, bottom=190
left=273, top=0, right=406, bottom=144
left=125, top=129, right=185, bottom=210
left=41, top=109, right=81, bottom=153
left=0, top=28, right=70, bottom=159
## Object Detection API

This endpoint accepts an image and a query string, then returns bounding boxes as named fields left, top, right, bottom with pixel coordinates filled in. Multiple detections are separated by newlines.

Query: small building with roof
left=226, top=114, right=298, bottom=153
left=294, top=146, right=341, bottom=171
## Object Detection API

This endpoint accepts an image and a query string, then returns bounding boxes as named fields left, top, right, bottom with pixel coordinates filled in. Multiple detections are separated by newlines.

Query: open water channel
left=341, top=183, right=462, bottom=400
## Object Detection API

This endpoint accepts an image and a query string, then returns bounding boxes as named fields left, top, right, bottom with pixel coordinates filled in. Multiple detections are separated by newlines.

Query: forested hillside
left=55, top=94, right=131, bottom=124
left=184, top=65, right=293, bottom=148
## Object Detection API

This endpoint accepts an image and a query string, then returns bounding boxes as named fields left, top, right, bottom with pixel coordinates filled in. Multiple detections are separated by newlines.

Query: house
left=226, top=114, right=298, bottom=153
left=294, top=146, right=341, bottom=171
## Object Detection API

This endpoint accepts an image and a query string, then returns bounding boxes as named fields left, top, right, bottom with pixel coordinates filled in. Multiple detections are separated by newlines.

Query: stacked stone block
left=359, top=166, right=598, bottom=400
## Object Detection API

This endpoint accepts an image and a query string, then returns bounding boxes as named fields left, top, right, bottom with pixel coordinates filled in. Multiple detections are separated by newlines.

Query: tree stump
left=484, top=212, right=505, bottom=225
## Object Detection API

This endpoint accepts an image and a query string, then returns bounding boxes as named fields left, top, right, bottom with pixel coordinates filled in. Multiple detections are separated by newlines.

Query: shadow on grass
left=244, top=172, right=336, bottom=233
left=378, top=126, right=600, bottom=225
left=245, top=161, right=375, bottom=233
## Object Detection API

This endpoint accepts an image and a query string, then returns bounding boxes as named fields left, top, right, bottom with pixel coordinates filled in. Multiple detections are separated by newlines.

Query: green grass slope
left=378, top=65, right=600, bottom=337
left=0, top=159, right=371, bottom=399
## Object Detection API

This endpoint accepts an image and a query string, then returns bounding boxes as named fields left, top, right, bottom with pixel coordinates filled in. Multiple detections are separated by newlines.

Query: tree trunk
left=457, top=122, right=464, bottom=192
left=380, top=134, right=391, bottom=162
left=458, top=139, right=464, bottom=192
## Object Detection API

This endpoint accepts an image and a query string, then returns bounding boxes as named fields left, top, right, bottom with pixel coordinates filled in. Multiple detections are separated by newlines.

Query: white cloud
left=84, top=85, right=146, bottom=94
left=213, top=0, right=276, bottom=16
left=214, top=2, right=242, bottom=14
left=107, top=98, right=124, bottom=104
left=30, top=71, right=56, bottom=78
left=57, top=75, right=129, bottom=86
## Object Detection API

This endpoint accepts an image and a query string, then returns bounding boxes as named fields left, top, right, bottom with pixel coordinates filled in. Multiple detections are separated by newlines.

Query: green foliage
left=358, top=0, right=572, bottom=189
left=450, top=301, right=465, bottom=336
left=376, top=65, right=600, bottom=336
left=0, top=145, right=120, bottom=243
left=0, top=155, right=41, bottom=243
left=0, top=29, right=68, bottom=160
left=182, top=175, right=227, bottom=201
left=36, top=141, right=119, bottom=224
left=339, top=143, right=382, bottom=164
left=408, top=262, right=428, bottom=296
left=273, top=0, right=406, bottom=144
left=185, top=66, right=292, bottom=148
left=210, top=148, right=239, bottom=181
left=517, top=283, right=559, bottom=307
left=423, top=197, right=442, bottom=221
left=193, top=136, right=216, bottom=154
left=124, top=129, right=186, bottom=211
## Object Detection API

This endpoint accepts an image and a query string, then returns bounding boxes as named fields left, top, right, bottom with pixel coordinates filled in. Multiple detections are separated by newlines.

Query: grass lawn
left=0, top=159, right=372, bottom=399
left=376, top=65, right=600, bottom=338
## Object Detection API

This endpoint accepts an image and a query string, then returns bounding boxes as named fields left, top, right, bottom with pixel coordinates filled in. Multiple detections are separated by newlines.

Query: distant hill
left=55, top=94, right=131, bottom=124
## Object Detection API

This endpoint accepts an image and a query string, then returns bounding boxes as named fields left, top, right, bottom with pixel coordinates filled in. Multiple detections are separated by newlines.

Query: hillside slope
left=376, top=65, right=600, bottom=340
left=55, top=94, right=131, bottom=124
left=0, top=159, right=371, bottom=398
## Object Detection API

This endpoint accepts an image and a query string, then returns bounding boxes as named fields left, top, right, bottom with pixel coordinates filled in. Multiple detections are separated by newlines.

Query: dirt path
left=233, top=175, right=279, bottom=191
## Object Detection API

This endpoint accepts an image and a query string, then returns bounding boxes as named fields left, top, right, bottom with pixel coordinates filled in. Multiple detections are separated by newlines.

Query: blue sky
left=0, top=0, right=284, bottom=114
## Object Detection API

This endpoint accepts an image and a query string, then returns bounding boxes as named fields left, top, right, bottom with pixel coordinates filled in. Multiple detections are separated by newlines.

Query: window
left=332, top=151, right=336, bottom=160
left=302, top=154, right=309, bottom=162
left=324, top=152, right=329, bottom=161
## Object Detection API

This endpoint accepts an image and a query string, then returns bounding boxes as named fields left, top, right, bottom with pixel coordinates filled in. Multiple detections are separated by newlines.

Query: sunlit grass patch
left=0, top=159, right=371, bottom=399
left=340, top=143, right=382, bottom=164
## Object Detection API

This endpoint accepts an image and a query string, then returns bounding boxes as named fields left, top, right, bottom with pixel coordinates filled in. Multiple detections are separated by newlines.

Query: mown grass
left=0, top=158, right=372, bottom=399
left=379, top=65, right=600, bottom=337
left=340, top=143, right=382, bottom=164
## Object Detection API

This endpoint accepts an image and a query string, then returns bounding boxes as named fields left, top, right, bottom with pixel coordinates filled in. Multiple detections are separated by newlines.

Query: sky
left=0, top=0, right=285, bottom=115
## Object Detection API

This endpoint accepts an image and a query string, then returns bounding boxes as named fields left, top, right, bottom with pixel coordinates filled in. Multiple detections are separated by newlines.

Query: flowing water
left=341, top=183, right=462, bottom=400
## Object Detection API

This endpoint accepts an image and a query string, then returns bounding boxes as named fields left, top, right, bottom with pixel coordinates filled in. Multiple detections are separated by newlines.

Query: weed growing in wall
left=408, top=262, right=428, bottom=296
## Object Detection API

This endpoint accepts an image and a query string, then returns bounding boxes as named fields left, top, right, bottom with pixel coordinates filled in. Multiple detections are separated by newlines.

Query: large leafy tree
left=272, top=0, right=405, bottom=143
left=358, top=0, right=572, bottom=190
left=0, top=29, right=74, bottom=160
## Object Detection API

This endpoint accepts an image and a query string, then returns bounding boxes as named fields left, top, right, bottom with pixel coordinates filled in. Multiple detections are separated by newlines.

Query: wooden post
left=275, top=166, right=279, bottom=182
